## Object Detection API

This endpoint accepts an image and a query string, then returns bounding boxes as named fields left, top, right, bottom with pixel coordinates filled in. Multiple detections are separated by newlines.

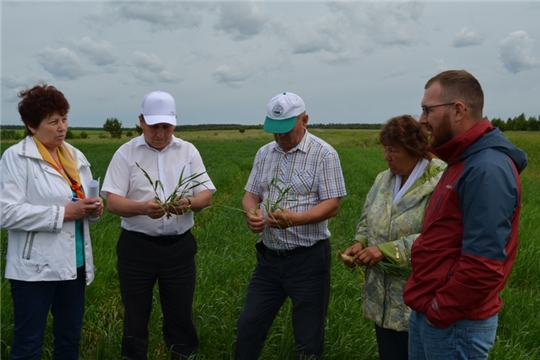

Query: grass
left=1, top=129, right=539, bottom=359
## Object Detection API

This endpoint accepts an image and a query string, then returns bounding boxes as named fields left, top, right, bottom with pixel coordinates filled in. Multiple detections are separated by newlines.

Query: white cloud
left=1, top=76, right=47, bottom=104
left=131, top=51, right=181, bottom=84
left=36, top=47, right=86, bottom=80
left=82, top=2, right=203, bottom=32
left=212, top=65, right=253, bottom=87
left=436, top=58, right=450, bottom=71
left=133, top=51, right=165, bottom=73
left=2, top=2, right=540, bottom=128
left=367, top=2, right=423, bottom=46
left=452, top=27, right=485, bottom=47
left=75, top=37, right=117, bottom=66
left=382, top=68, right=407, bottom=79
left=288, top=26, right=337, bottom=55
left=214, top=2, right=268, bottom=40
left=499, top=30, right=539, bottom=74
left=132, top=69, right=182, bottom=84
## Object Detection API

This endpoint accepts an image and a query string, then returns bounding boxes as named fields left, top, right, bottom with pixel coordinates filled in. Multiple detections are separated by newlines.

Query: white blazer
left=1, top=136, right=95, bottom=284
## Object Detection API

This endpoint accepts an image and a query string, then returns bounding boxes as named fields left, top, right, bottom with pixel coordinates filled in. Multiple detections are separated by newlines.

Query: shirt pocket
left=290, top=169, right=314, bottom=196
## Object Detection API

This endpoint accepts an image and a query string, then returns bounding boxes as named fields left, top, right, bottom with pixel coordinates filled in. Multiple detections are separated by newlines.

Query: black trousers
left=375, top=324, right=408, bottom=360
left=235, top=240, right=331, bottom=360
left=117, top=229, right=198, bottom=360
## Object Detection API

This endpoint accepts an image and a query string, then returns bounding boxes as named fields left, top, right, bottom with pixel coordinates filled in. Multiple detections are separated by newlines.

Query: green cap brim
left=263, top=116, right=297, bottom=134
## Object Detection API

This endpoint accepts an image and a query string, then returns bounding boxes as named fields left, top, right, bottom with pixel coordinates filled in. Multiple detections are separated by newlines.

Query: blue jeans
left=235, top=240, right=331, bottom=360
left=9, top=266, right=86, bottom=360
left=408, top=310, right=498, bottom=360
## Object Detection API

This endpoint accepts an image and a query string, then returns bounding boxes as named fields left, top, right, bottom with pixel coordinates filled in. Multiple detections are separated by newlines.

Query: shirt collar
left=272, top=130, right=309, bottom=154
left=135, top=134, right=182, bottom=151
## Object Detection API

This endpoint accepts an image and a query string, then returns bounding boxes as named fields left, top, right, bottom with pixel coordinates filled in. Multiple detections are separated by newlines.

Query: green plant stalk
left=262, top=177, right=297, bottom=228
left=337, top=251, right=412, bottom=277
left=136, top=162, right=209, bottom=219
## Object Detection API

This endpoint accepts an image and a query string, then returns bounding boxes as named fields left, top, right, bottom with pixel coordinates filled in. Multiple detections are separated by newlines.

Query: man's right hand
left=245, top=209, right=265, bottom=233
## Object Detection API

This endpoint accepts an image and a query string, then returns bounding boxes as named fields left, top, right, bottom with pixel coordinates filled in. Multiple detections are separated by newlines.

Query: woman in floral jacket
left=341, top=115, right=445, bottom=360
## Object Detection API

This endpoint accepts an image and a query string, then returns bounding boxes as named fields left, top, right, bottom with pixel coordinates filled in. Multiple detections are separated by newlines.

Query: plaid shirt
left=245, top=131, right=346, bottom=250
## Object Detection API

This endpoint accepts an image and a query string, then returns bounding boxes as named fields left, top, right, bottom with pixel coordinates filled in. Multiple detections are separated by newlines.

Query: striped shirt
left=245, top=131, right=347, bottom=250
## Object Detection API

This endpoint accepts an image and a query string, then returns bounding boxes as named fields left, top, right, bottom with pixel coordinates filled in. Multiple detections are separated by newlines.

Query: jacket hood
left=432, top=120, right=528, bottom=174
left=464, top=127, right=528, bottom=174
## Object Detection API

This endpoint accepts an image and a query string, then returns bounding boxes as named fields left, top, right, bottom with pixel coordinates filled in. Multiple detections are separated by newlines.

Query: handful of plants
left=136, top=162, right=209, bottom=219
left=224, top=176, right=297, bottom=228
left=262, top=177, right=297, bottom=227
left=337, top=251, right=412, bottom=277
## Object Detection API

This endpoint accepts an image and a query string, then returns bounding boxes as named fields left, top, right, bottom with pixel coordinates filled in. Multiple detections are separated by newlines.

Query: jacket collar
left=16, top=136, right=90, bottom=168
left=431, top=119, right=493, bottom=165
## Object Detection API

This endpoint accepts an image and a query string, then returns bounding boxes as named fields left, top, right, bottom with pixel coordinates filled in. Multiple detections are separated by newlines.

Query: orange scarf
left=33, top=136, right=85, bottom=199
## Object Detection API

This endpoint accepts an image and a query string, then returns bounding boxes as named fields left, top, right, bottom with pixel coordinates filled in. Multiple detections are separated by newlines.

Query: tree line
left=489, top=113, right=540, bottom=132
left=1, top=113, right=538, bottom=140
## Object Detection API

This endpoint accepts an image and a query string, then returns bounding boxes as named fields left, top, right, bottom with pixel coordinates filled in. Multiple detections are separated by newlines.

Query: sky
left=1, top=1, right=540, bottom=128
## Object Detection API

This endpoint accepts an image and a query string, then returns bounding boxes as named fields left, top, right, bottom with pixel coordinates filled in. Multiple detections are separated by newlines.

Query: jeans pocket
left=466, top=323, right=497, bottom=359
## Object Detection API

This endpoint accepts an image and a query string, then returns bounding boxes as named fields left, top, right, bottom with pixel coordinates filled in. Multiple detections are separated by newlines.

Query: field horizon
left=1, top=129, right=539, bottom=359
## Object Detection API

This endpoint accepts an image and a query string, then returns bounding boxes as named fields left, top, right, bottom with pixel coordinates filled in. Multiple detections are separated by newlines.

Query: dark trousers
left=235, top=240, right=331, bottom=360
left=375, top=324, right=409, bottom=360
left=9, top=266, right=86, bottom=360
left=117, top=229, right=198, bottom=360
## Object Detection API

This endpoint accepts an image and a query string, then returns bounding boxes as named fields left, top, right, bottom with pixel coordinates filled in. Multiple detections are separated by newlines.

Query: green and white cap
left=264, top=92, right=305, bottom=134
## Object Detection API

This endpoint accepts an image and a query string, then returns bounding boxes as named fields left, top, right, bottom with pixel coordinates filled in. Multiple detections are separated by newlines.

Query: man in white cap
left=235, top=92, right=347, bottom=359
left=101, top=91, right=216, bottom=359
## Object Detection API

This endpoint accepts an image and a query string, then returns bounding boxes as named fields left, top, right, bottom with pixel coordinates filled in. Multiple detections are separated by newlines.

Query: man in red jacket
left=403, top=70, right=528, bottom=360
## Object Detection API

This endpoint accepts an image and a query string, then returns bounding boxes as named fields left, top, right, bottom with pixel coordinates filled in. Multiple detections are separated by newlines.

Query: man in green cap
left=235, top=92, right=347, bottom=359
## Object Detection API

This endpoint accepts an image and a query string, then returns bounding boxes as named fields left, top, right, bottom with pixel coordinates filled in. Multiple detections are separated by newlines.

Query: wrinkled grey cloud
left=214, top=2, right=268, bottom=40
left=452, top=27, right=485, bottom=48
left=36, top=47, right=86, bottom=80
left=499, top=30, right=539, bottom=74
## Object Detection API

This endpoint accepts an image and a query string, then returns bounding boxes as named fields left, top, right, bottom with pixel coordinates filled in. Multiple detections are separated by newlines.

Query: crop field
left=1, top=129, right=539, bottom=359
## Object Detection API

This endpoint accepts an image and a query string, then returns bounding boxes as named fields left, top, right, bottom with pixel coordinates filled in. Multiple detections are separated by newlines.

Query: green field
left=1, top=129, right=539, bottom=359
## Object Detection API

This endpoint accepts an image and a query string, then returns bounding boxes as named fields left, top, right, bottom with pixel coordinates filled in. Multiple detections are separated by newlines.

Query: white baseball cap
left=141, top=91, right=177, bottom=126
left=264, top=92, right=306, bottom=133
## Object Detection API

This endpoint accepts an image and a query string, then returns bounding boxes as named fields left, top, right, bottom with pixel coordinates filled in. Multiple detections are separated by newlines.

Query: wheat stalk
left=136, top=162, right=209, bottom=219
left=337, top=251, right=412, bottom=277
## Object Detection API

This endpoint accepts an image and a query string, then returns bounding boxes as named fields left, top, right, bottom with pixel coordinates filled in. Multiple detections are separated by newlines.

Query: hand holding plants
left=136, top=162, right=208, bottom=219
left=340, top=244, right=385, bottom=268
left=355, top=246, right=385, bottom=268
left=168, top=197, right=192, bottom=216
left=340, top=242, right=364, bottom=268
left=265, top=208, right=295, bottom=229
left=144, top=198, right=167, bottom=219
left=338, top=243, right=412, bottom=277
left=245, top=208, right=265, bottom=233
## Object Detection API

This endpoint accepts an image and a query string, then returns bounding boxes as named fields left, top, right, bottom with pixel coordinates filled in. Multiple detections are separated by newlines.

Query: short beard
left=430, top=111, right=454, bottom=148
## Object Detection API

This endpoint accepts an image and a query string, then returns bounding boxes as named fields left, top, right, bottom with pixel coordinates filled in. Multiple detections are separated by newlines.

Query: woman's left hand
left=87, top=197, right=104, bottom=219
left=356, top=246, right=385, bottom=268
left=65, top=197, right=103, bottom=221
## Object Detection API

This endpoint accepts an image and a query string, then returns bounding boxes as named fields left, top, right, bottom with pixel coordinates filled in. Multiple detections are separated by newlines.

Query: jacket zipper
left=22, top=232, right=36, bottom=260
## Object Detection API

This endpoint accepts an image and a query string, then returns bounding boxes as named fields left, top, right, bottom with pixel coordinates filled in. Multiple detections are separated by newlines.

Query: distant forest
left=1, top=113, right=539, bottom=140
left=0, top=122, right=382, bottom=132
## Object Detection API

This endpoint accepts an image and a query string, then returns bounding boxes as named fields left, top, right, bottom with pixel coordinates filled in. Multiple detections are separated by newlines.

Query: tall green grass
left=1, top=129, right=539, bottom=359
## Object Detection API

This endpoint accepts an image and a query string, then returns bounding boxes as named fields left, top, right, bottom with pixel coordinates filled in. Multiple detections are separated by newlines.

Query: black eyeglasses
left=421, top=102, right=455, bottom=116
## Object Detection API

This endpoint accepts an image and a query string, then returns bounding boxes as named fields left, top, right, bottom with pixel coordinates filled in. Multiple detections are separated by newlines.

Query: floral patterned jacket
left=353, top=158, right=445, bottom=331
